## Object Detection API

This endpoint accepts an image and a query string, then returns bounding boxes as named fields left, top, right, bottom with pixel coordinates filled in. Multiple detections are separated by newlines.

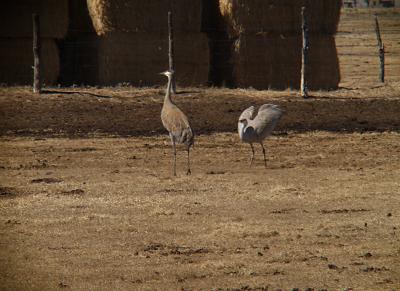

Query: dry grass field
left=336, top=8, right=400, bottom=87
left=1, top=132, right=400, bottom=290
left=1, top=8, right=400, bottom=291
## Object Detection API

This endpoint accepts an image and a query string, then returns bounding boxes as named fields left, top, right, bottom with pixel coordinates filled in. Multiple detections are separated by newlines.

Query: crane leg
left=261, top=142, right=267, bottom=168
left=170, top=133, right=177, bottom=176
left=250, top=143, right=255, bottom=167
left=186, top=147, right=191, bottom=175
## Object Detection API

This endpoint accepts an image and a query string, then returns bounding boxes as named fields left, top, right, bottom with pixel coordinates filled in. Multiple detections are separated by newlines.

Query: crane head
left=160, top=70, right=174, bottom=78
left=238, top=118, right=248, bottom=125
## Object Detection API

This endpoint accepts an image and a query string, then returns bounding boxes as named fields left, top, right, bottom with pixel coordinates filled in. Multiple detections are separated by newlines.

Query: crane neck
left=238, top=120, right=252, bottom=141
left=164, top=76, right=173, bottom=105
left=238, top=121, right=246, bottom=138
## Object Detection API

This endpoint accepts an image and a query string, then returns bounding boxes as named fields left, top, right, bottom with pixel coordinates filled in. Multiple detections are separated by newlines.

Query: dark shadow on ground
left=41, top=90, right=112, bottom=99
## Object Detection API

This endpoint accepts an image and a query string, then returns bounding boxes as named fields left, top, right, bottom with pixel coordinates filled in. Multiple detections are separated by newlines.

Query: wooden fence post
left=33, top=13, right=41, bottom=93
left=301, top=7, right=309, bottom=98
left=168, top=11, right=176, bottom=93
left=374, top=14, right=385, bottom=83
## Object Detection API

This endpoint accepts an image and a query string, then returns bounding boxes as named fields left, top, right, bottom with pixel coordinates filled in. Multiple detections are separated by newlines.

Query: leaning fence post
left=168, top=11, right=176, bottom=93
left=374, top=14, right=385, bottom=83
left=32, top=13, right=41, bottom=93
left=301, top=7, right=309, bottom=98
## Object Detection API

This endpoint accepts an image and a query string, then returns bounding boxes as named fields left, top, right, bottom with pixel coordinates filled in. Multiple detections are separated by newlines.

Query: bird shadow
left=337, top=86, right=358, bottom=91
left=41, top=89, right=112, bottom=99
left=175, top=90, right=202, bottom=95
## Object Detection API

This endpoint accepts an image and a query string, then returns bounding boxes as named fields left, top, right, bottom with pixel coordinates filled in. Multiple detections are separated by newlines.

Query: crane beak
left=159, top=70, right=174, bottom=75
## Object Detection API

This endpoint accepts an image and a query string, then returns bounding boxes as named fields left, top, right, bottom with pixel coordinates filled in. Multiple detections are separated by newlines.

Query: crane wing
left=258, top=104, right=284, bottom=114
left=253, top=104, right=284, bottom=138
left=238, top=106, right=256, bottom=121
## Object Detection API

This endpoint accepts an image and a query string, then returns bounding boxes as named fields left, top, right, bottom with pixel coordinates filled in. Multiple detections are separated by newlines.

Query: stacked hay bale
left=219, top=0, right=342, bottom=89
left=0, top=1, right=68, bottom=85
left=86, top=0, right=209, bottom=86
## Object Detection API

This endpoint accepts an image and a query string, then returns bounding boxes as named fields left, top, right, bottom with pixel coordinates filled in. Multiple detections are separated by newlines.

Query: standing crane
left=160, top=70, right=194, bottom=176
left=238, top=104, right=284, bottom=167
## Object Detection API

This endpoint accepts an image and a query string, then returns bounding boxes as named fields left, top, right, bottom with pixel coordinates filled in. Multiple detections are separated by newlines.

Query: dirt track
left=1, top=85, right=400, bottom=137
left=1, top=132, right=399, bottom=290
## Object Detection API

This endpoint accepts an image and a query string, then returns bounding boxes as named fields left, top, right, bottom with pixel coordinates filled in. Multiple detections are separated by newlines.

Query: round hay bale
left=0, top=38, right=60, bottom=85
left=219, top=0, right=342, bottom=37
left=0, top=0, right=68, bottom=38
left=87, top=0, right=203, bottom=35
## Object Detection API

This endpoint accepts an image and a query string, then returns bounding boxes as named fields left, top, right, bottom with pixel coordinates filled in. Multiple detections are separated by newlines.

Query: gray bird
left=160, top=70, right=194, bottom=176
left=238, top=104, right=284, bottom=167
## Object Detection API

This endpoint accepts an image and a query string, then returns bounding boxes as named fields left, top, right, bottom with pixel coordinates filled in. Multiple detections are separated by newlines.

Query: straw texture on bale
left=232, top=34, right=340, bottom=90
left=87, top=0, right=203, bottom=35
left=0, top=38, right=60, bottom=85
left=0, top=0, right=68, bottom=38
left=219, top=0, right=342, bottom=37
left=96, top=32, right=209, bottom=86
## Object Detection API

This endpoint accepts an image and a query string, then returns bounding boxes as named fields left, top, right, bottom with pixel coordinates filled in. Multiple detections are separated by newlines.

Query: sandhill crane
left=160, top=70, right=194, bottom=176
left=238, top=104, right=284, bottom=167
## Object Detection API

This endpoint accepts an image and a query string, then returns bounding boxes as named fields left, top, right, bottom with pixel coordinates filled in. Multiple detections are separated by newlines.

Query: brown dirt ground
left=0, top=132, right=400, bottom=290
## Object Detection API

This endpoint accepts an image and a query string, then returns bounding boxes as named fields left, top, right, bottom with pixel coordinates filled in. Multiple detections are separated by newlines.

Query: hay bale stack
left=82, top=0, right=209, bottom=86
left=233, top=35, right=340, bottom=90
left=219, top=0, right=341, bottom=37
left=87, top=0, right=203, bottom=35
left=218, top=0, right=341, bottom=89
left=96, top=32, right=209, bottom=86
left=0, top=0, right=68, bottom=38
left=0, top=39, right=59, bottom=85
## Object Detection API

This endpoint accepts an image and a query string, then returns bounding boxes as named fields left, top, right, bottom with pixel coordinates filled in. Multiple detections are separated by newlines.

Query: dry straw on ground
left=337, top=8, right=400, bottom=86
left=219, top=0, right=342, bottom=37
left=232, top=34, right=340, bottom=90
left=96, top=32, right=209, bottom=86
left=0, top=39, right=59, bottom=85
left=87, top=0, right=203, bottom=35
left=0, top=0, right=68, bottom=38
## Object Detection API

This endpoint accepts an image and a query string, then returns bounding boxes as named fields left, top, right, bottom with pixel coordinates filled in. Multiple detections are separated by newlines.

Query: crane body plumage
left=238, top=104, right=284, bottom=167
left=160, top=70, right=194, bottom=176
left=161, top=102, right=194, bottom=148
